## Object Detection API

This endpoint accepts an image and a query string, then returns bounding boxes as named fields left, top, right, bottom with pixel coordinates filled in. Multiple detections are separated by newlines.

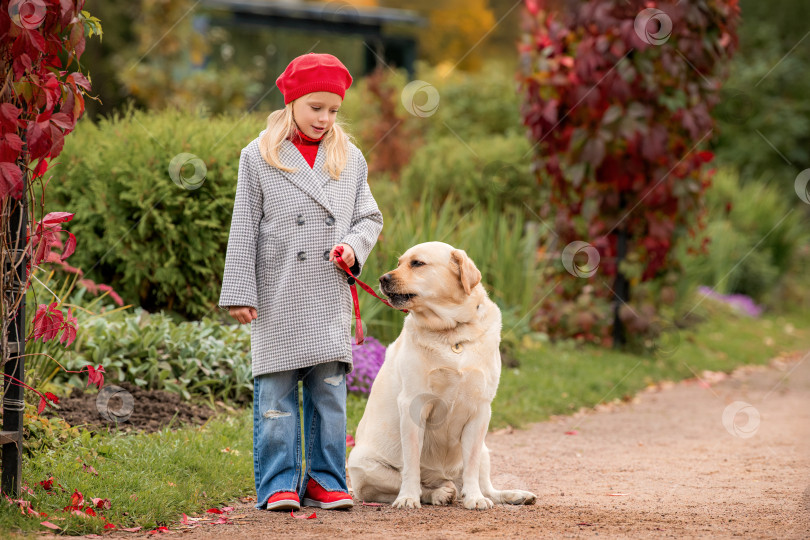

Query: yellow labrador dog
left=347, top=241, right=536, bottom=510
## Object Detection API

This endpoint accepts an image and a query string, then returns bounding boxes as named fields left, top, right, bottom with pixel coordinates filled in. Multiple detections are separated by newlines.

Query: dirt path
left=77, top=351, right=810, bottom=539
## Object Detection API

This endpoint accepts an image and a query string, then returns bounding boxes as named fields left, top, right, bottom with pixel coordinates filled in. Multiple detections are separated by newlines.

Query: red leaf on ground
left=565, top=430, right=578, bottom=435
left=103, top=523, right=116, bottom=529
left=40, top=521, right=61, bottom=530
left=221, top=506, right=234, bottom=512
left=212, top=517, right=230, bottom=524
left=70, top=489, right=83, bottom=507
left=360, top=501, right=383, bottom=507
left=290, top=510, right=317, bottom=519
left=206, top=508, right=223, bottom=514
left=346, top=434, right=356, bottom=447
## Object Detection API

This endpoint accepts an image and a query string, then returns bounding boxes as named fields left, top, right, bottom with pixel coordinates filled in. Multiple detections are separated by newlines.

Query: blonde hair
left=258, top=101, right=351, bottom=181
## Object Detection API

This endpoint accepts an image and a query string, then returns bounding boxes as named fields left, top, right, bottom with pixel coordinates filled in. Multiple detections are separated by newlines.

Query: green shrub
left=362, top=191, right=553, bottom=350
left=51, top=307, right=253, bottom=406
left=714, top=10, right=810, bottom=190
left=679, top=168, right=807, bottom=304
left=397, top=133, right=539, bottom=213
left=414, top=59, right=524, bottom=140
left=45, top=101, right=264, bottom=319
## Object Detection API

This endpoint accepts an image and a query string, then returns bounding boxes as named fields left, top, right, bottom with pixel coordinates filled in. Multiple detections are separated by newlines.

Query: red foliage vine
left=518, top=0, right=740, bottom=340
left=1, top=0, right=107, bottom=410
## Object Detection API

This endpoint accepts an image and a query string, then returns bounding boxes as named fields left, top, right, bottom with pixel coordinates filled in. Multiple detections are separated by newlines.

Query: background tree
left=519, top=0, right=740, bottom=346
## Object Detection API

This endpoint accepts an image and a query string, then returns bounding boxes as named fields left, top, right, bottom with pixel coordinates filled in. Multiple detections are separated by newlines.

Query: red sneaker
left=303, top=478, right=353, bottom=509
left=265, top=491, right=300, bottom=511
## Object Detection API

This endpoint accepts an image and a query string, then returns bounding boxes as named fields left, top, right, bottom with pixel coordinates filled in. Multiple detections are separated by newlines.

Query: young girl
left=218, top=53, right=384, bottom=511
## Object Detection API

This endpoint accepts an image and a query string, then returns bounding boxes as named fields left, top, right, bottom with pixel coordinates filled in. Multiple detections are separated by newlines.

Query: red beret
left=276, top=53, right=354, bottom=105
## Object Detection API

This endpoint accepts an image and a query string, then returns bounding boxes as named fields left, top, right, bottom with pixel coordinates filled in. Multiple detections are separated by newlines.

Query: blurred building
left=195, top=0, right=425, bottom=105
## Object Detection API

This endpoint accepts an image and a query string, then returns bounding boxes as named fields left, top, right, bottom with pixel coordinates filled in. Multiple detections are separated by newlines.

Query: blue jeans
left=253, top=360, right=349, bottom=510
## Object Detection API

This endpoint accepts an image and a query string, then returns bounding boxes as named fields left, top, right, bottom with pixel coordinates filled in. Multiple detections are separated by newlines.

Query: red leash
left=333, top=245, right=408, bottom=345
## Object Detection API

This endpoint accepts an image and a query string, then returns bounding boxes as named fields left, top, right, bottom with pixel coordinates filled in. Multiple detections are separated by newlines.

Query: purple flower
left=697, top=286, right=763, bottom=317
left=348, top=336, right=387, bottom=395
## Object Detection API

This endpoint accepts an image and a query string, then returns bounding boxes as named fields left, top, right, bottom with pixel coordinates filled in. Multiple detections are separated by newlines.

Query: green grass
left=1, top=415, right=253, bottom=536
left=2, top=304, right=808, bottom=536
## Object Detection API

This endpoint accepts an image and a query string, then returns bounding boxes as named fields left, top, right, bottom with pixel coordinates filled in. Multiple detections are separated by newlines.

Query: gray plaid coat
left=218, top=129, right=384, bottom=378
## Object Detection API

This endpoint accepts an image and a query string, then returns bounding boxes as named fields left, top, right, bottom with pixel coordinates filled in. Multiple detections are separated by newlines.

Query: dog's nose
left=380, top=273, right=391, bottom=284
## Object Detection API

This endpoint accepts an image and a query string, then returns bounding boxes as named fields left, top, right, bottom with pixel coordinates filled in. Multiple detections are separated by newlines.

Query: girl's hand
left=229, top=306, right=257, bottom=324
left=330, top=243, right=355, bottom=269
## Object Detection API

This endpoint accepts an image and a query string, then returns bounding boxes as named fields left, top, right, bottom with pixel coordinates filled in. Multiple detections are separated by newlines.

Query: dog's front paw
left=462, top=495, right=493, bottom=510
left=392, top=495, right=421, bottom=509
left=506, top=489, right=537, bottom=505
left=428, top=484, right=457, bottom=506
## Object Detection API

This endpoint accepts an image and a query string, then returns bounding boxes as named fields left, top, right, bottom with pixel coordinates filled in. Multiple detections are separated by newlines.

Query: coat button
left=325, top=215, right=335, bottom=226
left=296, top=214, right=305, bottom=225
left=297, top=251, right=306, bottom=261
left=323, top=250, right=330, bottom=261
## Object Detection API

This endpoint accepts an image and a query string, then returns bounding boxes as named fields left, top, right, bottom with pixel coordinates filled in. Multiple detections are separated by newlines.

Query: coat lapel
left=278, top=138, right=333, bottom=214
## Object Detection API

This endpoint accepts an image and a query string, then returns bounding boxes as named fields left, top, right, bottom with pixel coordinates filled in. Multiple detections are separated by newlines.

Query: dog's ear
left=451, top=249, right=481, bottom=295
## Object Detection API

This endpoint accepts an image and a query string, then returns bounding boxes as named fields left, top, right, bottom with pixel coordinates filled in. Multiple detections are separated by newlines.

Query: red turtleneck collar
left=288, top=126, right=323, bottom=168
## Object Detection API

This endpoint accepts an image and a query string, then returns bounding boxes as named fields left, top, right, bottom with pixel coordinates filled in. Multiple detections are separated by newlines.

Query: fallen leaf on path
left=577, top=522, right=592, bottom=526
left=92, top=497, right=111, bottom=509
left=290, top=510, right=317, bottom=519
left=206, top=508, right=224, bottom=514
left=40, top=521, right=61, bottom=530
left=361, top=501, right=383, bottom=506
left=565, top=430, right=578, bottom=435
